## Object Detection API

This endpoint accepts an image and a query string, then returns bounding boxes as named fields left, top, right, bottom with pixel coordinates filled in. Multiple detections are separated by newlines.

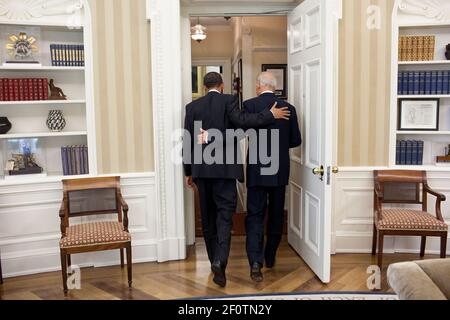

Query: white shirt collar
left=260, top=90, right=274, bottom=96
left=209, top=89, right=221, bottom=94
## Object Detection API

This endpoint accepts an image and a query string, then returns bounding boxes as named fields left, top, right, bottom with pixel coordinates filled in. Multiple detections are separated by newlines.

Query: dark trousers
left=246, top=186, right=286, bottom=266
left=195, top=179, right=237, bottom=268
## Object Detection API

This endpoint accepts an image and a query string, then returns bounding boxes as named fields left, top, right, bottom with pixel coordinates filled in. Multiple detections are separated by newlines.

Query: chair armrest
left=59, top=201, right=67, bottom=237
left=424, top=184, right=446, bottom=201
left=118, top=193, right=130, bottom=232
left=424, top=184, right=446, bottom=222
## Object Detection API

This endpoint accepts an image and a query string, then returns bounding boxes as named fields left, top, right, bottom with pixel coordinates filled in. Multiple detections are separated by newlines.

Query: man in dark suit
left=244, top=72, right=302, bottom=282
left=183, top=72, right=291, bottom=287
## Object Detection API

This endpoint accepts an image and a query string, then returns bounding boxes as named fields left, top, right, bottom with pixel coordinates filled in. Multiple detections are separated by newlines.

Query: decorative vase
left=0, top=117, right=12, bottom=134
left=46, top=110, right=66, bottom=132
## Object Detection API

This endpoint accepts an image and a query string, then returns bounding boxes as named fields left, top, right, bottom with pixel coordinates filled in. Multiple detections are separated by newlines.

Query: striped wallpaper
left=88, top=0, right=154, bottom=174
left=338, top=0, right=395, bottom=167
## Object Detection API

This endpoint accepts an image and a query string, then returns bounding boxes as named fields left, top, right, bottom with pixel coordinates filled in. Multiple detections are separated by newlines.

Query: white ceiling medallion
left=398, top=0, right=450, bottom=21
left=0, top=0, right=83, bottom=21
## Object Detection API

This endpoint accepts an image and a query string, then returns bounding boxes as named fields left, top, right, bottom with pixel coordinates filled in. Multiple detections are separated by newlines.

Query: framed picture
left=262, top=64, right=288, bottom=100
left=398, top=99, right=440, bottom=131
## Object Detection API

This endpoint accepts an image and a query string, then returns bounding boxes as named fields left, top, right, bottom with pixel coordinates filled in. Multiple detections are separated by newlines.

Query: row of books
left=398, top=35, right=435, bottom=61
left=398, top=71, right=450, bottom=95
left=61, top=145, right=89, bottom=176
left=396, top=140, right=424, bottom=165
left=50, top=44, right=85, bottom=67
left=0, top=78, right=48, bottom=101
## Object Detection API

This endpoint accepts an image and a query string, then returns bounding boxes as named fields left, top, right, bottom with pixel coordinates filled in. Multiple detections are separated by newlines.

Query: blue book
left=400, top=140, right=407, bottom=165
left=414, top=72, right=420, bottom=95
left=419, top=72, right=426, bottom=94
left=437, top=71, right=444, bottom=94
left=61, top=147, right=69, bottom=175
left=431, top=71, right=438, bottom=94
left=396, top=141, right=401, bottom=165
left=407, top=72, right=414, bottom=95
left=398, top=72, right=403, bottom=95
left=411, top=140, right=419, bottom=165
left=402, top=72, right=409, bottom=95
left=406, top=140, right=413, bottom=165
left=50, top=44, right=55, bottom=66
left=83, top=146, right=89, bottom=174
left=444, top=71, right=450, bottom=95
left=425, top=71, right=432, bottom=94
left=418, top=141, right=424, bottom=165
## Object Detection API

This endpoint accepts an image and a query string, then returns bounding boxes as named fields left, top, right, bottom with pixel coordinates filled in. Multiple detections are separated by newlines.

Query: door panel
left=288, top=0, right=339, bottom=283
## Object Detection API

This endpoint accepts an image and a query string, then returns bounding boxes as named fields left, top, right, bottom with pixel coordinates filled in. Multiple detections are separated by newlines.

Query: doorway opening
left=190, top=15, right=290, bottom=237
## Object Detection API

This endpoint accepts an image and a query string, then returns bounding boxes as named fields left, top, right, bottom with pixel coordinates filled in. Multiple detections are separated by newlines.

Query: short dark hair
left=204, top=72, right=223, bottom=89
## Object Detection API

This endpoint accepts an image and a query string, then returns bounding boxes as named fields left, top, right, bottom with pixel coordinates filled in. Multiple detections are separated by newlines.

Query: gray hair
left=257, top=72, right=277, bottom=89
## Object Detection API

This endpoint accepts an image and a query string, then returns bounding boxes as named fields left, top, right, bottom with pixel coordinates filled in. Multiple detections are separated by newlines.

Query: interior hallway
left=2, top=237, right=440, bottom=300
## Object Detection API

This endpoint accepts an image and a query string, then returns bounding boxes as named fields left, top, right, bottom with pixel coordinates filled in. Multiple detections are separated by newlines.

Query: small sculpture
left=48, top=79, right=67, bottom=100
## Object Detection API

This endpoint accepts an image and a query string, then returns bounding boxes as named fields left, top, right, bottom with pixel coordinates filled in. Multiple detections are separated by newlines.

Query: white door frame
left=192, top=58, right=233, bottom=94
left=146, top=0, right=341, bottom=259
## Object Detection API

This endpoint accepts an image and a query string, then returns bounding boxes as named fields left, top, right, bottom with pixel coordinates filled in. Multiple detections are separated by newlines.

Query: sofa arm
left=387, top=261, right=447, bottom=300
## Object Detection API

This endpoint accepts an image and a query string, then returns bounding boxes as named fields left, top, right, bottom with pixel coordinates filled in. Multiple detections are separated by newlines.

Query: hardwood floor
left=0, top=237, right=439, bottom=300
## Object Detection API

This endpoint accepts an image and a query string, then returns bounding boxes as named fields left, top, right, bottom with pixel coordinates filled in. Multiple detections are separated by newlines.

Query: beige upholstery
left=388, top=259, right=450, bottom=300
left=378, top=209, right=448, bottom=232
left=60, top=221, right=131, bottom=249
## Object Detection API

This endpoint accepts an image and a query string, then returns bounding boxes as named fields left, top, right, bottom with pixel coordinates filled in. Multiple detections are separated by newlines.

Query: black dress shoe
left=265, top=258, right=276, bottom=269
left=211, top=262, right=227, bottom=288
left=250, top=262, right=263, bottom=283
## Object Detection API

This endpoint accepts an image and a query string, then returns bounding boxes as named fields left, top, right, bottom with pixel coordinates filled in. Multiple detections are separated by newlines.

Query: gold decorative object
left=5, top=31, right=39, bottom=63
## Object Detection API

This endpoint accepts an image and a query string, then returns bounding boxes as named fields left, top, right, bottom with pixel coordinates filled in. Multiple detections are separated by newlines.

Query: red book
left=0, top=79, right=4, bottom=101
left=18, top=79, right=24, bottom=101
left=13, top=79, right=19, bottom=101
left=23, top=79, right=29, bottom=101
left=4, top=79, right=10, bottom=101
left=32, top=79, right=39, bottom=100
left=38, top=79, right=44, bottom=100
left=42, top=78, right=49, bottom=100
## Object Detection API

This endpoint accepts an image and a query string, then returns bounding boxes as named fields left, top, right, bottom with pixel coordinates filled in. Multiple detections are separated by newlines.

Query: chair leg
left=420, top=236, right=427, bottom=258
left=372, top=224, right=377, bottom=256
left=377, top=232, right=384, bottom=270
left=60, top=250, right=68, bottom=295
left=441, top=234, right=448, bottom=259
left=126, top=244, right=132, bottom=288
left=67, top=255, right=72, bottom=270
left=120, top=249, right=125, bottom=269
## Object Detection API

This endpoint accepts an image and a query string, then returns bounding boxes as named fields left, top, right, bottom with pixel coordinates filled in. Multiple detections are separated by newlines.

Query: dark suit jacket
left=183, top=92, right=275, bottom=182
left=244, top=93, right=302, bottom=187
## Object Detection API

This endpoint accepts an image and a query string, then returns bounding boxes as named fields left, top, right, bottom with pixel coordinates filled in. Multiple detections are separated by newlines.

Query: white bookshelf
left=390, top=3, right=450, bottom=170
left=0, top=3, right=96, bottom=183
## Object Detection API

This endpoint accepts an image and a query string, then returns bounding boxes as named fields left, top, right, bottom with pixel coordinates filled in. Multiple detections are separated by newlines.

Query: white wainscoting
left=333, top=168, right=450, bottom=255
left=0, top=173, right=157, bottom=278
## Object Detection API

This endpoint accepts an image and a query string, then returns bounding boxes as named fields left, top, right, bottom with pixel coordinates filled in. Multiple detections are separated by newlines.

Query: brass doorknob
left=312, top=166, right=325, bottom=176
left=332, top=167, right=339, bottom=174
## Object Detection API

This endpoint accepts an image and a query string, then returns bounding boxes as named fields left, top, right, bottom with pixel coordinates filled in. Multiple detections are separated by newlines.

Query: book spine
left=437, top=71, right=444, bottom=94
left=13, top=79, right=19, bottom=101
left=398, top=36, right=403, bottom=61
left=425, top=71, right=432, bottom=94
left=418, top=141, right=424, bottom=165
left=431, top=71, right=438, bottom=95
left=411, top=36, right=418, bottom=61
left=61, top=147, right=68, bottom=176
left=408, top=71, right=414, bottom=94
left=396, top=141, right=401, bottom=165
left=429, top=36, right=436, bottom=60
left=412, top=141, right=418, bottom=165
left=419, top=72, right=426, bottom=95
left=406, top=36, right=413, bottom=61
left=443, top=71, right=450, bottom=95
left=406, top=140, right=413, bottom=165
left=414, top=71, right=420, bottom=95
left=50, top=44, right=55, bottom=66
left=398, top=72, right=403, bottom=95
left=42, top=78, right=48, bottom=100
left=74, top=146, right=81, bottom=175
left=418, top=36, right=424, bottom=61
left=81, top=45, right=85, bottom=67
left=0, top=79, right=4, bottom=101
left=18, top=79, right=24, bottom=101
left=70, top=146, right=76, bottom=175
left=84, top=146, right=89, bottom=174
left=400, top=140, right=407, bottom=165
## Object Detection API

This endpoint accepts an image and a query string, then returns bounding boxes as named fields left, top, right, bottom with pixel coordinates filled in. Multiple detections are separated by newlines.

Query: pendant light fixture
left=191, top=17, right=207, bottom=43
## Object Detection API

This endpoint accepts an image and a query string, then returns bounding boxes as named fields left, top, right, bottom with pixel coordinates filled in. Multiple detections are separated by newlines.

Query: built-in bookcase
left=390, top=7, right=450, bottom=169
left=0, top=7, right=96, bottom=183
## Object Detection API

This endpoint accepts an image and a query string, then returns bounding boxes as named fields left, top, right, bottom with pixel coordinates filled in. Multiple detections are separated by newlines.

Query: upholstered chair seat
left=378, top=209, right=449, bottom=232
left=60, top=222, right=131, bottom=249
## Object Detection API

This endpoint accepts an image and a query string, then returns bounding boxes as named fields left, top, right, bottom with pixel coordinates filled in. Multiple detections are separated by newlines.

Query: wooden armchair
left=373, top=170, right=448, bottom=269
left=59, top=177, right=132, bottom=295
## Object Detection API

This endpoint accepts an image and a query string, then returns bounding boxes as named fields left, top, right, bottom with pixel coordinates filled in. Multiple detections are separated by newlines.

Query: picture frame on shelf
left=398, top=98, right=440, bottom=131
left=262, top=64, right=288, bottom=100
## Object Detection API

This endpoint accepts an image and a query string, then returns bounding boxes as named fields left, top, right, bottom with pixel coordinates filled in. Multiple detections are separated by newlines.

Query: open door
left=287, top=0, right=340, bottom=283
